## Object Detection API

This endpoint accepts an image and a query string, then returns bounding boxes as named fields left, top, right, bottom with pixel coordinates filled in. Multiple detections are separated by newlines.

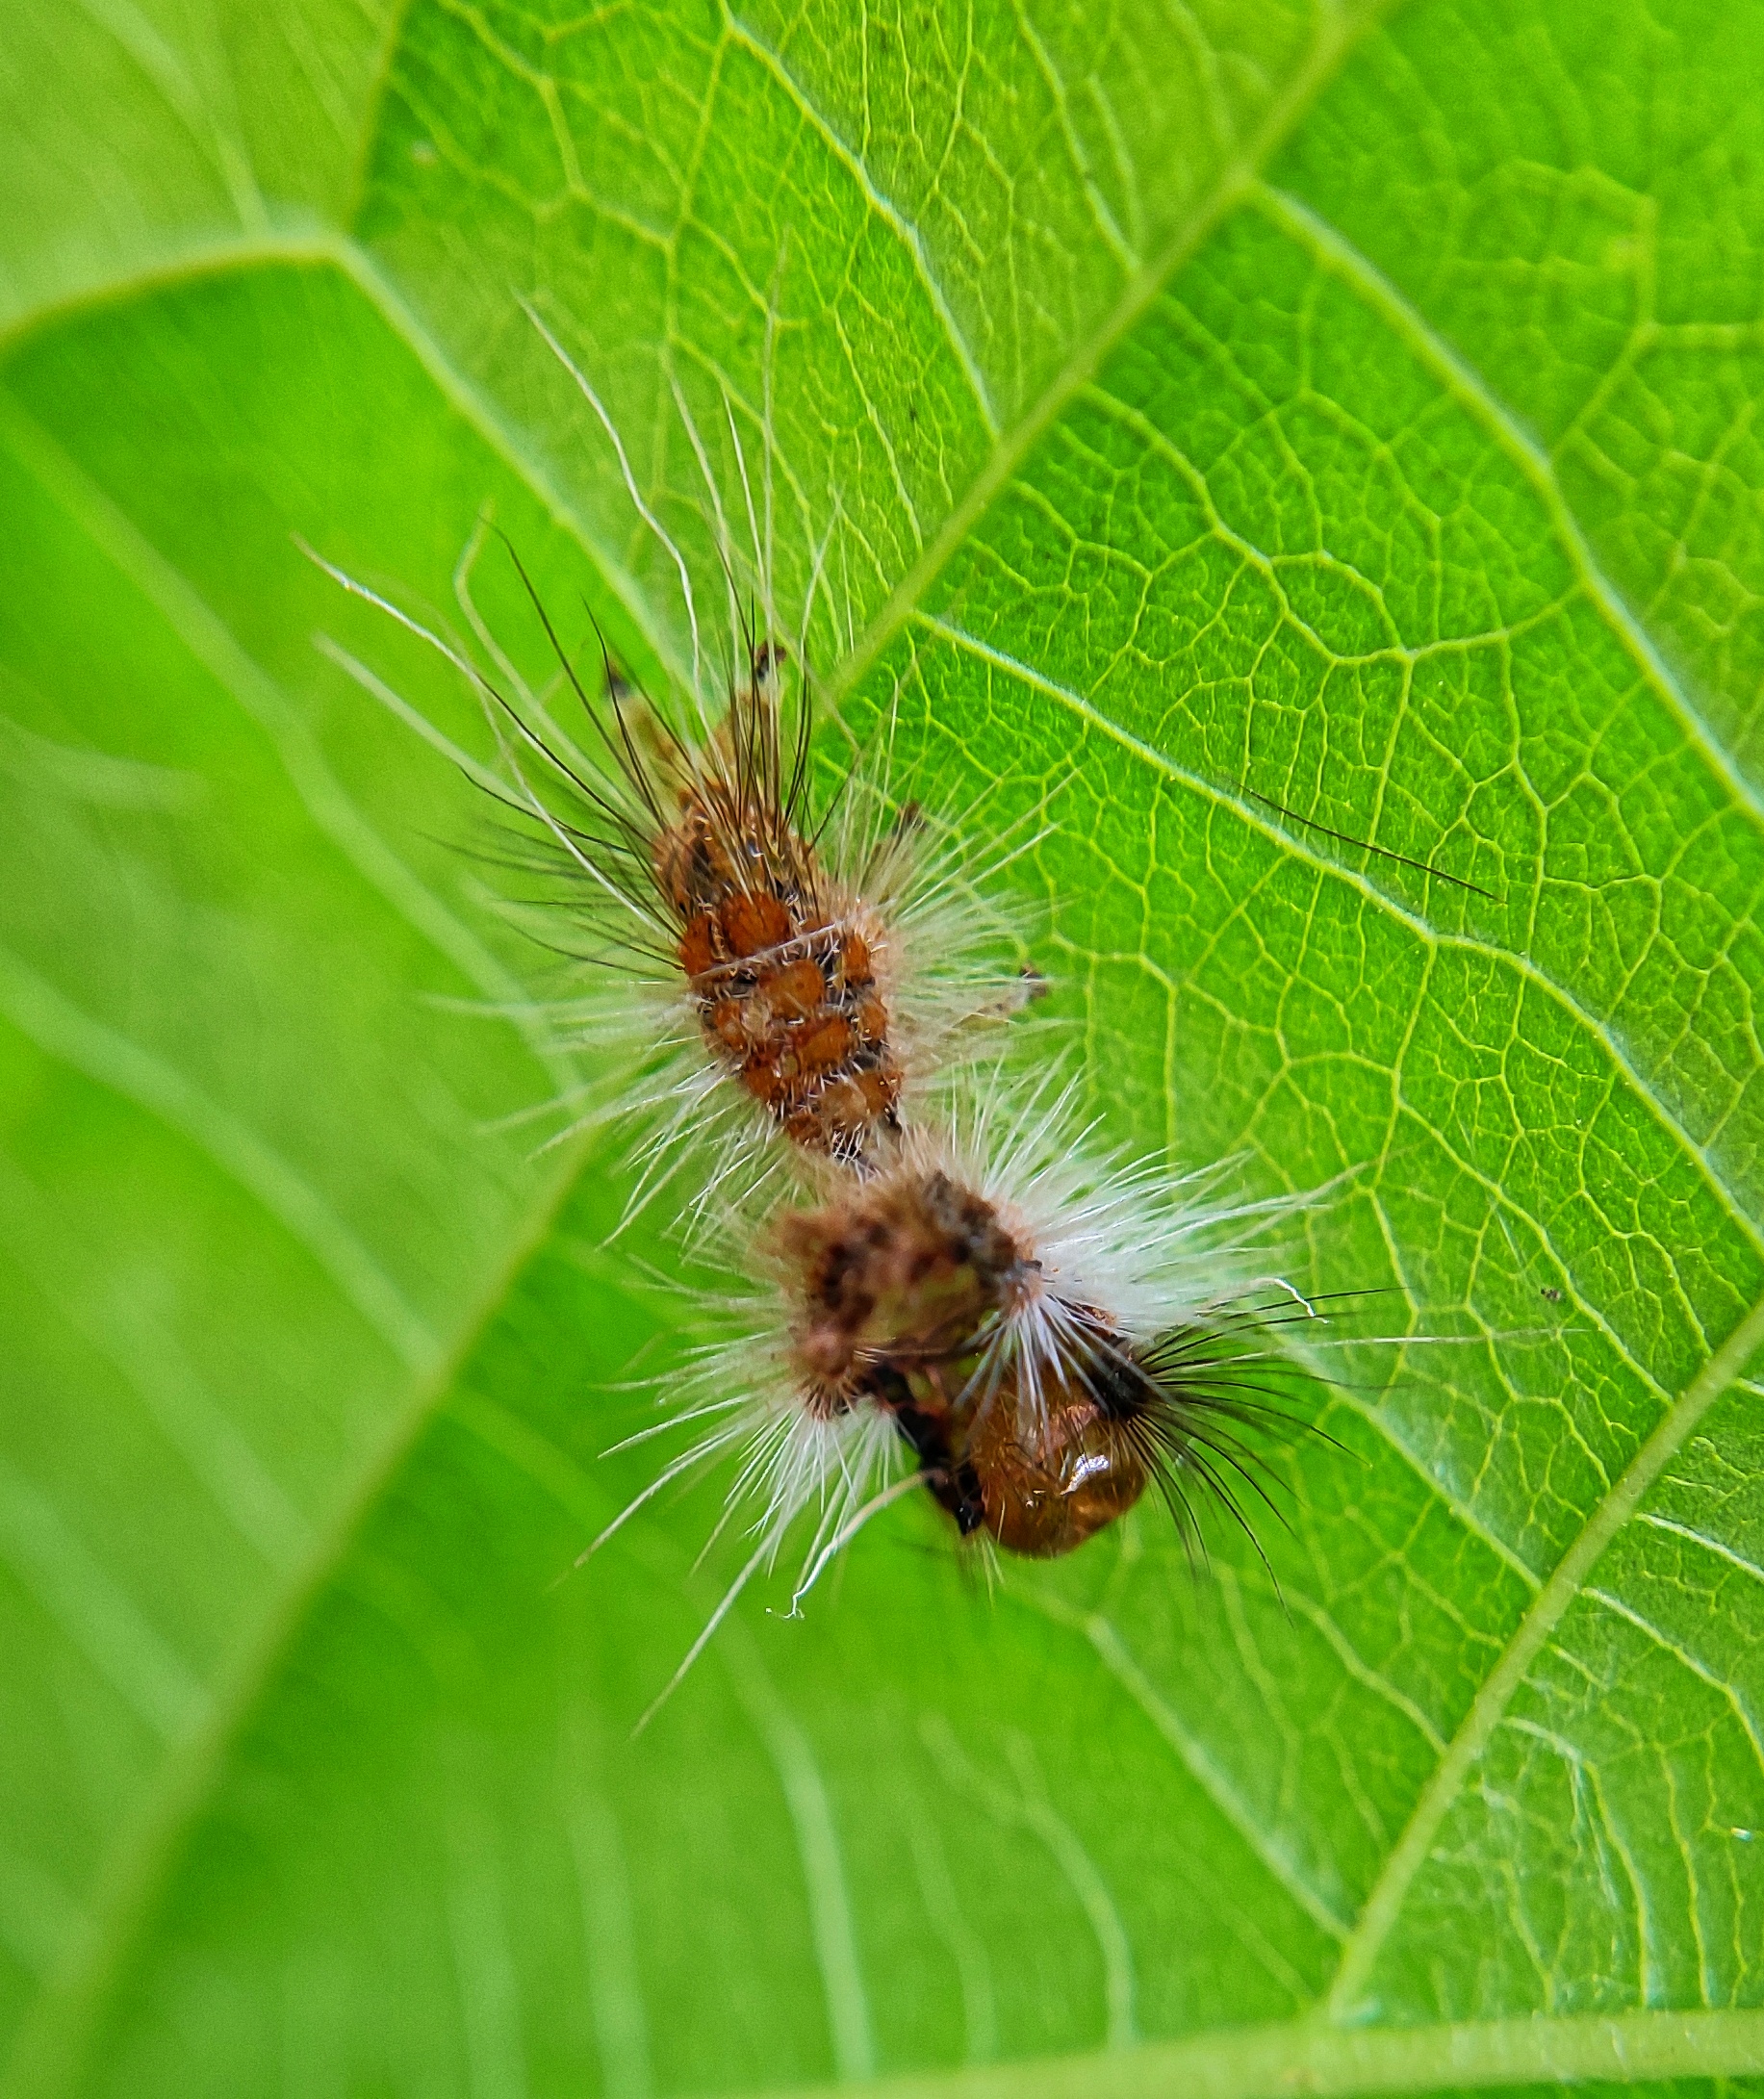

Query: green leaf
left=3, top=2, right=1762, bottom=2095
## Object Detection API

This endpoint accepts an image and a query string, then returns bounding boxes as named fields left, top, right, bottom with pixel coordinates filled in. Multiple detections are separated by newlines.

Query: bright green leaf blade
left=0, top=0, right=396, bottom=329
left=1276, top=0, right=1764, bottom=795
left=2, top=2, right=1763, bottom=2097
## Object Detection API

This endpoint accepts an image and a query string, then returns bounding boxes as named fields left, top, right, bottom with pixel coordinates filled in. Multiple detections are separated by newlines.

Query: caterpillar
left=594, top=1083, right=1353, bottom=1726
left=303, top=309, right=1483, bottom=1728
left=307, top=435, right=1041, bottom=1217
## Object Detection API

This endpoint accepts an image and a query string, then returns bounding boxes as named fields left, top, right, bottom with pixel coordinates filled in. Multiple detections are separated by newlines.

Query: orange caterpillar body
left=462, top=563, right=1040, bottom=1203
left=645, top=652, right=906, bottom=1162
left=769, top=1130, right=1309, bottom=1561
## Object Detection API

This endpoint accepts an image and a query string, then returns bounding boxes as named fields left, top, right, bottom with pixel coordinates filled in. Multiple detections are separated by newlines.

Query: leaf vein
left=1024, top=1593, right=1351, bottom=1942
left=1324, top=1285, right=1764, bottom=2017
left=718, top=4, right=999, bottom=437
left=1587, top=1584, right=1764, bottom=1780
left=0, top=943, right=437, bottom=1374
left=916, top=610, right=1764, bottom=1259
left=719, top=1630, right=877, bottom=2083
left=1254, top=183, right=1764, bottom=836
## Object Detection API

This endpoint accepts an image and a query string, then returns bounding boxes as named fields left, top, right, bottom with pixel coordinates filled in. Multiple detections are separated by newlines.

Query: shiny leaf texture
left=2, top=3, right=1763, bottom=2096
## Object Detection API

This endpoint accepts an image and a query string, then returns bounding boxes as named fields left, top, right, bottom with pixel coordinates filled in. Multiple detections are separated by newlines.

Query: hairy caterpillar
left=305, top=302, right=1492, bottom=1726
left=594, top=1083, right=1357, bottom=1724
left=308, top=403, right=1040, bottom=1217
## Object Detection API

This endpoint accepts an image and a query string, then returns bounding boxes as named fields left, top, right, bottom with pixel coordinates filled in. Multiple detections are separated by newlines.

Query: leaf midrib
left=710, top=2008, right=1764, bottom=2099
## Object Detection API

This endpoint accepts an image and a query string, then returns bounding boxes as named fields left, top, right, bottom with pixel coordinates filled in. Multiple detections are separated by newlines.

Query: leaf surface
left=2, top=3, right=1763, bottom=2095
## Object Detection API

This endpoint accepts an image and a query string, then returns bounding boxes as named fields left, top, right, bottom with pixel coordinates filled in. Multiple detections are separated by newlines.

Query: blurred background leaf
left=2, top=2, right=1763, bottom=2095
